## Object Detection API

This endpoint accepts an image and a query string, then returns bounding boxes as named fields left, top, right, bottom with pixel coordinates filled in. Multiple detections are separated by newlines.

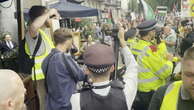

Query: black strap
left=92, top=84, right=111, bottom=89
left=32, top=34, right=42, bottom=88
left=32, top=34, right=42, bottom=57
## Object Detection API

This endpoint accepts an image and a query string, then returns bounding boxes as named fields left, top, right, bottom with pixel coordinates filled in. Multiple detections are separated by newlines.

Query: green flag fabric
left=140, top=0, right=155, bottom=20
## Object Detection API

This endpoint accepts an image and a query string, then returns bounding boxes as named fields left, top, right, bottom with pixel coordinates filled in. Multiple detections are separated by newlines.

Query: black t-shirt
left=149, top=84, right=194, bottom=110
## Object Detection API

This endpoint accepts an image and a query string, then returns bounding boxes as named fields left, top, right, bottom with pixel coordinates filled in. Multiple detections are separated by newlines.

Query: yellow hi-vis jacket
left=158, top=41, right=180, bottom=62
left=131, top=39, right=152, bottom=58
left=25, top=29, right=55, bottom=80
left=157, top=42, right=168, bottom=58
left=160, top=81, right=183, bottom=110
left=135, top=40, right=173, bottom=92
left=127, top=38, right=138, bottom=49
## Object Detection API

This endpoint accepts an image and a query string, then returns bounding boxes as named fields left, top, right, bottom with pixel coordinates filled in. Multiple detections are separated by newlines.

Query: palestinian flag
left=140, top=0, right=155, bottom=20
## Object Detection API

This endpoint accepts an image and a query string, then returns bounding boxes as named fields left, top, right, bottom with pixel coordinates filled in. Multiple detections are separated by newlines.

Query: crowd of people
left=0, top=5, right=194, bottom=110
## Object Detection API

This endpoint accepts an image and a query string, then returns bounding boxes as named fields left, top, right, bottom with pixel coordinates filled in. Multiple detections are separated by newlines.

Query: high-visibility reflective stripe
left=164, top=83, right=174, bottom=95
left=155, top=65, right=169, bottom=75
left=138, top=46, right=150, bottom=59
left=137, top=50, right=150, bottom=66
left=138, top=76, right=159, bottom=83
left=35, top=58, right=44, bottom=64
left=138, top=66, right=150, bottom=73
left=132, top=48, right=142, bottom=53
left=32, top=69, right=43, bottom=74
left=32, top=68, right=44, bottom=80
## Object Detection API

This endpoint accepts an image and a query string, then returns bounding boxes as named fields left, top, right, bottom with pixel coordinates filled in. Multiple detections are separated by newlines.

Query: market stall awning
left=49, top=0, right=98, bottom=17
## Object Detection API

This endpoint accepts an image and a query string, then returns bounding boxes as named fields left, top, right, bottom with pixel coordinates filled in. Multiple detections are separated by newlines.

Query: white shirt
left=71, top=46, right=138, bottom=110
left=173, top=62, right=181, bottom=75
left=6, top=41, right=14, bottom=49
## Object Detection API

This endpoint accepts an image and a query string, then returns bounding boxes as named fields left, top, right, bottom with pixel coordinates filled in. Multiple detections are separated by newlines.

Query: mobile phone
left=51, top=19, right=60, bottom=32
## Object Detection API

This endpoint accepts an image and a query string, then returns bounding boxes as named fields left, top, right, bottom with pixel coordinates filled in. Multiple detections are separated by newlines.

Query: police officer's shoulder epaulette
left=110, top=80, right=124, bottom=89
left=149, top=45, right=157, bottom=52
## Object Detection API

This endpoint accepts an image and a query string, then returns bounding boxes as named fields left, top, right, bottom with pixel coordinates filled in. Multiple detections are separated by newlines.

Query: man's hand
left=118, top=27, right=127, bottom=48
left=166, top=53, right=174, bottom=61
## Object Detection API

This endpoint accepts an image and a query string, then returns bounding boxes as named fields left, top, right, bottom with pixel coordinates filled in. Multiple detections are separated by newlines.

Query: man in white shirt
left=71, top=28, right=138, bottom=110
left=163, top=26, right=177, bottom=54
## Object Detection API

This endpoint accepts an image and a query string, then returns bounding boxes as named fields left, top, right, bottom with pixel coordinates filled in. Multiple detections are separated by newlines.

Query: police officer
left=71, top=28, right=138, bottom=110
left=149, top=47, right=194, bottom=110
left=132, top=20, right=174, bottom=110
left=125, top=28, right=138, bottom=50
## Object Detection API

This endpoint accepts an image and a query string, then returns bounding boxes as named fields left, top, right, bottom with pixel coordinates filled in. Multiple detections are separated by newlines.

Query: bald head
left=0, top=69, right=26, bottom=110
left=163, top=26, right=171, bottom=35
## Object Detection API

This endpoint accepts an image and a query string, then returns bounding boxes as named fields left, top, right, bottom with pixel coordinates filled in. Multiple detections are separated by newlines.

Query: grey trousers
left=36, top=79, right=46, bottom=110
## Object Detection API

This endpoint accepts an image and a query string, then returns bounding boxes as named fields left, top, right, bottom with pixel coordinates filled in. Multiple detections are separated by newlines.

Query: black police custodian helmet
left=137, top=20, right=157, bottom=32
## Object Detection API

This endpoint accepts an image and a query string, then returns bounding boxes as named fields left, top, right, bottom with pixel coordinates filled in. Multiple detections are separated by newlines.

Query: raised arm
left=29, top=8, right=60, bottom=38
left=118, top=28, right=138, bottom=108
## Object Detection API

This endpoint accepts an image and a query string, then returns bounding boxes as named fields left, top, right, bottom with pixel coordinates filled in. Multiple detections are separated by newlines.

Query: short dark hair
left=139, top=30, right=149, bottom=37
left=53, top=28, right=73, bottom=45
left=29, top=6, right=47, bottom=22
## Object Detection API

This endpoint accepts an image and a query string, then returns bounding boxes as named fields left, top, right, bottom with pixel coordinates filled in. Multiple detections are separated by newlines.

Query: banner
left=155, top=6, right=168, bottom=26
left=181, top=0, right=194, bottom=17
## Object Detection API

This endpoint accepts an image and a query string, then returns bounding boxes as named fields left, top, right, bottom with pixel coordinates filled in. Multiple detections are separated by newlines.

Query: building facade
left=0, top=0, right=18, bottom=41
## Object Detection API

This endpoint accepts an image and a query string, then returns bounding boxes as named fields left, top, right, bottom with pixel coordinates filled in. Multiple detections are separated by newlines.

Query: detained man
left=42, top=28, right=86, bottom=110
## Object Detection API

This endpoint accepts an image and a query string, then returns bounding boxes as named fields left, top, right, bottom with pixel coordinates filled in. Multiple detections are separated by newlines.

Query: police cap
left=137, top=20, right=157, bottom=32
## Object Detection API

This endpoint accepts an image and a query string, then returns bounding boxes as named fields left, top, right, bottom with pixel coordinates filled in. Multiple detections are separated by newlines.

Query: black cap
left=124, top=28, right=137, bottom=41
left=137, top=20, right=157, bottom=31
left=181, top=20, right=191, bottom=27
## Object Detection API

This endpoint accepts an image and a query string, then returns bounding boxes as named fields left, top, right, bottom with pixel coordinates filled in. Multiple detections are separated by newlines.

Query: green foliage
left=79, top=19, right=92, bottom=27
